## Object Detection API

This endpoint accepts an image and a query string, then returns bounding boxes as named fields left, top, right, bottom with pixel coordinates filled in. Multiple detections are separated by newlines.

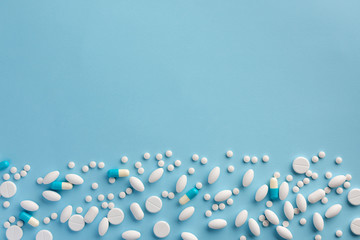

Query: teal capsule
left=179, top=187, right=199, bottom=205
left=269, top=177, right=279, bottom=200
left=19, top=211, right=39, bottom=227
left=0, top=160, right=10, bottom=171
left=50, top=181, right=73, bottom=190
left=107, top=169, right=130, bottom=178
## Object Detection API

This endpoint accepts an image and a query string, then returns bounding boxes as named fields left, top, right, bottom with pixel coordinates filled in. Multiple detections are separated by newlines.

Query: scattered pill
left=242, top=169, right=254, bottom=187
left=121, top=156, right=128, bottom=163
left=214, top=190, right=232, bottom=202
left=248, top=218, right=260, bottom=236
left=279, top=182, right=289, bottom=200
left=84, top=206, right=99, bottom=224
left=265, top=209, right=279, bottom=225
left=6, top=225, right=23, bottom=240
left=65, top=174, right=84, bottom=185
left=98, top=217, right=109, bottom=236
left=119, top=192, right=126, bottom=199
left=91, top=182, right=98, bottom=190
left=20, top=200, right=39, bottom=212
left=179, top=206, right=195, bottom=221
left=325, top=204, right=342, bottom=218
left=98, top=162, right=105, bottom=169
left=312, top=156, right=319, bottom=163
left=312, top=172, right=319, bottom=180
left=292, top=157, right=310, bottom=174
left=205, top=210, right=212, bottom=217
left=144, top=153, right=150, bottom=160
left=43, top=171, right=59, bottom=185
left=276, top=226, right=293, bottom=240
left=226, top=151, right=233, bottom=158
left=153, top=221, right=170, bottom=238
left=108, top=193, right=114, bottom=200
left=335, top=157, right=342, bottom=164
left=168, top=192, right=175, bottom=199
left=208, top=167, right=220, bottom=184
left=162, top=191, right=169, bottom=198
left=156, top=154, right=163, bottom=161
left=107, top=208, right=124, bottom=225
left=296, top=194, right=307, bottom=213
left=165, top=150, right=172, bottom=158
left=270, top=178, right=279, bottom=200
left=303, top=177, right=310, bottom=185
left=212, top=204, right=219, bottom=211
left=76, top=207, right=83, bottom=214
left=315, top=234, right=322, bottom=240
left=318, top=151, right=325, bottom=159
left=175, top=160, right=182, bottom=167
left=321, top=197, right=328, bottom=204
left=135, top=161, right=142, bottom=169
left=284, top=201, right=294, bottom=220
left=167, top=164, right=174, bottom=172
left=126, top=188, right=133, bottom=195
left=82, top=165, right=89, bottom=173
left=251, top=156, right=258, bottom=164
left=262, top=155, right=269, bottom=163
left=195, top=182, right=203, bottom=190
left=243, top=156, right=250, bottom=163
left=146, top=196, right=162, bottom=213
left=129, top=177, right=145, bottom=192
left=255, top=184, right=269, bottom=202
left=208, top=219, right=227, bottom=229
left=10, top=167, right=17, bottom=174
left=43, top=217, right=50, bottom=224
left=293, top=186, right=299, bottom=193
left=122, top=230, right=141, bottom=240
left=286, top=175, right=293, bottom=182
left=188, top=168, right=195, bottom=175
left=36, top=230, right=53, bottom=240
left=37, top=177, right=43, bottom=184
left=200, top=157, right=207, bottom=165
left=235, top=210, right=248, bottom=227
left=306, top=170, right=313, bottom=177
left=137, top=167, right=144, bottom=174
left=346, top=174, right=352, bottom=181
left=336, top=187, right=343, bottom=194
left=313, top=212, right=324, bottom=231
left=232, top=188, right=240, bottom=195
left=344, top=182, right=350, bottom=188
left=266, top=201, right=273, bottom=208
left=325, top=172, right=332, bottom=179
left=219, top=203, right=225, bottom=210
left=130, top=202, right=144, bottom=221
left=227, top=165, right=234, bottom=173
left=350, top=218, right=360, bottom=235
left=51, top=213, right=58, bottom=220
left=42, top=190, right=61, bottom=201
left=300, top=218, right=307, bottom=225
left=19, top=211, right=39, bottom=227
left=60, top=205, right=72, bottom=223
left=335, top=230, right=343, bottom=237
left=348, top=188, right=360, bottom=206
left=101, top=202, right=108, bottom=209
left=3, top=173, right=10, bottom=180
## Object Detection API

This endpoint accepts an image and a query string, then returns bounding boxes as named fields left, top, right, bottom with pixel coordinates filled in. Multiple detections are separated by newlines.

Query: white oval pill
left=296, top=194, right=307, bottom=213
left=148, top=168, right=164, bottom=183
left=351, top=218, right=360, bottom=235
left=68, top=215, right=85, bottom=232
left=208, top=167, right=220, bottom=184
left=265, top=209, right=280, bottom=225
left=279, top=182, right=289, bottom=201
left=348, top=188, right=360, bottom=206
left=242, top=169, right=254, bottom=187
left=325, top=204, right=342, bottom=218
left=20, top=200, right=39, bottom=212
left=284, top=201, right=294, bottom=220
left=176, top=175, right=187, bottom=193
left=276, top=226, right=293, bottom=240
left=308, top=189, right=326, bottom=204
left=292, top=157, right=310, bottom=174
left=129, top=177, right=145, bottom=192
left=153, top=221, right=170, bottom=238
left=98, top=217, right=109, bottom=236
left=60, top=205, right=72, bottom=223
left=313, top=212, right=324, bottom=231
left=107, top=208, right=124, bottom=225
left=0, top=181, right=17, bottom=198
left=214, top=190, right=232, bottom=202
left=43, top=171, right=59, bottom=184
left=328, top=175, right=346, bottom=188
left=42, top=190, right=61, bottom=201
left=255, top=184, right=269, bottom=202
left=36, top=230, right=53, bottom=240
left=130, top=203, right=144, bottom=221
left=208, top=219, right=227, bottom=229
left=84, top=206, right=99, bottom=224
left=122, top=230, right=141, bottom=240
left=248, top=218, right=260, bottom=236
left=179, top=206, right=195, bottom=221
left=65, top=174, right=84, bottom=185
left=146, top=196, right=162, bottom=213
left=6, top=225, right=23, bottom=240
left=181, top=232, right=198, bottom=240
left=235, top=210, right=248, bottom=227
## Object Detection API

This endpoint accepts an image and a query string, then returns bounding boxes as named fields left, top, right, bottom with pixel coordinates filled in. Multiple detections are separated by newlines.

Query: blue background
left=1, top=0, right=360, bottom=239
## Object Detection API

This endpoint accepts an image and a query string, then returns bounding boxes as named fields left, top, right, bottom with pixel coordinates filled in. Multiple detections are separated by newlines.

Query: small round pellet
left=325, top=172, right=332, bottom=179
left=346, top=174, right=352, bottom=181
left=251, top=156, right=258, bottom=164
left=312, top=172, right=319, bottom=180
left=195, top=182, right=203, bottom=190
left=167, top=164, right=174, bottom=172
left=336, top=187, right=343, bottom=194
left=156, top=154, right=163, bottom=161
left=315, top=234, right=322, bottom=240
left=16, top=221, right=23, bottom=227
left=144, top=152, right=150, bottom=160
left=108, top=202, right=115, bottom=209
left=3, top=222, right=10, bottom=228
left=240, top=236, right=246, bottom=240
left=259, top=215, right=265, bottom=221
left=219, top=203, right=225, bottom=210
left=76, top=207, right=83, bottom=213
left=158, top=160, right=165, bottom=167
left=297, top=181, right=304, bottom=188
left=335, top=157, right=342, bottom=164
left=174, top=160, right=181, bottom=167
left=119, top=192, right=126, bottom=199
left=121, top=156, right=128, bottom=163
left=82, top=165, right=89, bottom=173
left=227, top=198, right=233, bottom=205
left=306, top=170, right=313, bottom=177
left=312, top=156, right=319, bottom=163
left=300, top=218, right=306, bottom=225
left=162, top=191, right=169, bottom=198
left=101, top=202, right=108, bottom=209
left=192, top=154, right=199, bottom=161
left=92, top=182, right=99, bottom=190
left=20, top=170, right=27, bottom=177
left=168, top=192, right=175, bottom=199
left=137, top=167, right=144, bottom=175
left=51, top=213, right=58, bottom=220
left=294, top=208, right=300, bottom=215
left=10, top=167, right=17, bottom=174
left=318, top=151, right=325, bottom=159
left=98, top=194, right=105, bottom=201
left=89, top=161, right=96, bottom=168
left=14, top=173, right=20, bottom=180
left=293, top=186, right=299, bottom=193
left=36, top=177, right=43, bottom=184
left=43, top=217, right=50, bottom=224
left=232, top=188, right=240, bottom=195
left=303, top=178, right=310, bottom=184
left=286, top=175, right=293, bottom=182
left=227, top=165, right=234, bottom=173
left=266, top=201, right=273, bottom=208
left=188, top=167, right=195, bottom=175
left=135, top=161, right=142, bottom=169
left=262, top=155, right=269, bottom=163
left=282, top=221, right=289, bottom=227
left=85, top=195, right=92, bottom=203
left=107, top=193, right=114, bottom=200
left=205, top=210, right=212, bottom=217
left=23, top=164, right=31, bottom=172
left=243, top=155, right=250, bottom=163
left=321, top=197, right=328, bottom=204
left=335, top=230, right=343, bottom=237
left=226, top=151, right=233, bottom=158
left=3, top=173, right=10, bottom=181
left=126, top=188, right=133, bottom=195
left=274, top=172, right=281, bottom=179
left=165, top=150, right=172, bottom=158
left=344, top=182, right=351, bottom=189
left=262, top=220, right=269, bottom=227
left=204, top=194, right=211, bottom=201
left=200, top=157, right=207, bottom=165
left=324, top=187, right=331, bottom=194
left=108, top=177, right=115, bottom=184
left=212, top=204, right=219, bottom=211
left=98, top=162, right=105, bottom=169
left=9, top=216, right=15, bottom=223
left=3, top=201, right=10, bottom=208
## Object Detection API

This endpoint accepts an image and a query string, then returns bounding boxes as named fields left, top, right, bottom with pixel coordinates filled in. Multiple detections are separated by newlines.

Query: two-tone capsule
left=50, top=181, right=73, bottom=190
left=19, top=212, right=39, bottom=227
left=107, top=169, right=130, bottom=178
left=269, top=177, right=279, bottom=200
left=179, top=187, right=199, bottom=205
left=0, top=160, right=10, bottom=170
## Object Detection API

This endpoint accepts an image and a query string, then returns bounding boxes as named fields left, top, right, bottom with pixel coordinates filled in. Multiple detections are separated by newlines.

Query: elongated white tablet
left=68, top=215, right=85, bottom=232
left=20, top=200, right=39, bottom=212
left=84, top=206, right=99, bottom=224
left=284, top=201, right=294, bottom=220
left=242, top=169, right=254, bottom=187
left=208, top=219, right=227, bottom=229
left=0, top=181, right=17, bottom=198
left=296, top=194, right=307, bottom=213
left=6, top=225, right=23, bottom=240
left=325, top=204, right=342, bottom=218
left=308, top=189, right=325, bottom=204
left=65, top=174, right=84, bottom=185
left=265, top=209, right=279, bottom=225
left=351, top=218, right=360, bottom=235
left=43, top=171, right=59, bottom=184
left=347, top=188, right=360, bottom=206
left=276, top=226, right=293, bottom=240
left=328, top=175, right=346, bottom=188
left=107, top=208, right=124, bottom=225
left=179, top=206, right=195, bottom=221
left=248, top=218, right=260, bottom=236
left=214, top=190, right=232, bottom=202
left=208, top=167, right=220, bottom=184
left=313, top=212, right=324, bottom=231
left=60, top=205, right=72, bottom=223
left=181, top=232, right=198, bottom=240
left=129, top=177, right=145, bottom=192
left=255, top=185, right=268, bottom=202
left=292, top=157, right=310, bottom=174
left=279, top=182, right=289, bottom=201
left=148, top=168, right=164, bottom=183
left=42, top=190, right=61, bottom=201
left=153, top=221, right=170, bottom=238
left=235, top=210, right=248, bottom=227
left=146, top=196, right=162, bottom=213
left=130, top=203, right=144, bottom=220
left=122, top=230, right=141, bottom=240
left=36, top=230, right=53, bottom=240
left=98, top=217, right=109, bottom=236
left=176, top=175, right=187, bottom=193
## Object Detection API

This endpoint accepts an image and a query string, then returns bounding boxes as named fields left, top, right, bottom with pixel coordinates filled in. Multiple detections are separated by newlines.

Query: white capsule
left=65, top=174, right=84, bottom=185
left=284, top=201, right=294, bottom=220
left=292, top=157, right=310, bottom=174
left=176, top=175, right=187, bottom=193
left=20, top=200, right=39, bottom=212
left=214, top=190, right=232, bottom=202
left=179, top=206, right=195, bottom=221
left=276, top=226, right=293, bottom=240
left=42, top=190, right=61, bottom=201
left=279, top=182, right=289, bottom=200
left=308, top=189, right=326, bottom=204
left=265, top=209, right=279, bottom=225
left=348, top=188, right=360, bottom=206
left=98, top=217, right=109, bottom=236
left=242, top=169, right=254, bottom=187
left=296, top=194, right=307, bottom=213
left=208, top=219, right=227, bottom=229
left=255, top=184, right=269, bottom=202
left=43, top=171, right=59, bottom=184
left=148, top=168, right=164, bottom=183
left=181, top=232, right=198, bottom=240
left=325, top=204, right=342, bottom=218
left=208, top=167, right=220, bottom=184
left=84, top=206, right=99, bottom=224
left=130, top=202, right=144, bottom=221
left=122, top=230, right=141, bottom=240
left=248, top=218, right=260, bottom=236
left=60, top=205, right=72, bottom=223
left=328, top=175, right=346, bottom=188
left=129, top=177, right=145, bottom=192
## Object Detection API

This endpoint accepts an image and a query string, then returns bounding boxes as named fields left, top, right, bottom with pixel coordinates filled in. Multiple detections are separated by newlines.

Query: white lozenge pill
left=98, top=217, right=109, bottom=236
left=20, top=200, right=39, bottom=212
left=149, top=168, right=164, bottom=183
left=65, top=174, right=84, bottom=185
left=313, top=212, right=324, bottom=231
left=129, top=177, right=145, bottom=192
left=348, top=188, right=360, bottom=206
left=42, top=190, right=61, bottom=202
left=284, top=201, right=294, bottom=220
left=248, top=218, right=260, bottom=236
left=176, top=175, right=187, bottom=193
left=214, top=190, right=232, bottom=202
left=179, top=206, right=195, bottom=221
left=43, top=171, right=59, bottom=184
left=208, top=167, right=220, bottom=184
left=242, top=169, right=254, bottom=187
left=265, top=209, right=279, bottom=225
left=292, top=157, right=310, bottom=174
left=276, top=226, right=293, bottom=240
left=122, top=230, right=141, bottom=240
left=279, top=182, right=289, bottom=200
left=68, top=215, right=85, bottom=232
left=130, top=202, right=144, bottom=221
left=296, top=194, right=307, bottom=213
left=181, top=232, right=198, bottom=240
left=107, top=208, right=124, bottom=225
left=146, top=196, right=162, bottom=213
left=153, top=221, right=170, bottom=238
left=325, top=204, right=342, bottom=219
left=255, top=184, right=269, bottom=202
left=208, top=219, right=227, bottom=229
left=60, top=205, right=72, bottom=223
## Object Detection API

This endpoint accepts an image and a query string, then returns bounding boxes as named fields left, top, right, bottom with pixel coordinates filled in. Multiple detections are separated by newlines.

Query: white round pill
left=233, top=188, right=240, bottom=195
left=108, top=193, right=114, bottom=200
left=344, top=182, right=350, bottom=189
left=195, top=182, right=203, bottom=190
left=318, top=151, right=325, bottom=159
left=324, top=187, right=331, bottom=194
left=300, top=218, right=306, bottom=225
left=294, top=208, right=300, bottom=215
left=3, top=201, right=10, bottom=208
left=76, top=207, right=83, bottom=214
left=321, top=197, right=328, bottom=204
left=23, top=165, right=31, bottom=172
left=144, top=152, right=150, bottom=160
left=89, top=161, right=96, bottom=168
left=188, top=168, right=195, bottom=175
left=227, top=198, right=233, bottom=205
left=82, top=166, right=89, bottom=173
left=282, top=221, right=289, bottom=227
left=212, top=204, right=219, bottom=211
left=240, top=236, right=246, bottom=240
left=101, top=202, right=108, bottom=209
left=165, top=150, right=172, bottom=158
left=259, top=215, right=265, bottom=221
left=266, top=201, right=273, bottom=208
left=68, top=162, right=75, bottom=169
left=263, top=220, right=269, bottom=227
left=243, top=156, right=250, bottom=163
left=325, top=172, right=332, bottom=179
left=153, top=221, right=170, bottom=238
left=98, top=162, right=105, bottom=169
left=135, top=161, right=142, bottom=169
left=306, top=170, right=313, bottom=177
left=108, top=202, right=114, bottom=209
left=162, top=191, right=168, bottom=198
left=262, top=155, right=269, bottom=162
left=219, top=203, right=225, bottom=210
left=137, top=167, right=144, bottom=175
left=108, top=177, right=115, bottom=184
left=346, top=174, right=352, bottom=181
left=205, top=210, right=212, bottom=217
left=226, top=151, right=233, bottom=158
left=20, top=171, right=27, bottom=177
left=204, top=194, right=211, bottom=201
left=156, top=154, right=162, bottom=161
left=293, top=186, right=299, bottom=193
left=312, top=156, right=319, bottom=163
left=315, top=234, right=322, bottom=240
left=303, top=178, right=310, bottom=184
left=6, top=225, right=23, bottom=240
left=200, top=157, right=208, bottom=165
left=336, top=230, right=343, bottom=237
left=227, top=165, right=234, bottom=173
left=168, top=192, right=175, bottom=199
left=336, top=187, right=343, bottom=194
left=3, top=173, right=10, bottom=180
left=251, top=156, right=258, bottom=164
left=312, top=172, right=319, bottom=180
left=335, top=157, right=342, bottom=164
left=68, top=215, right=85, bottom=231
left=125, top=188, right=132, bottom=195
left=192, top=154, right=199, bottom=161
left=107, top=208, right=124, bottom=225
left=158, top=160, right=165, bottom=167
left=121, top=156, right=128, bottom=163
left=146, top=196, right=162, bottom=213
left=9, top=216, right=15, bottom=223
left=51, top=213, right=58, bottom=220
left=36, top=230, right=53, bottom=240
left=91, top=183, right=98, bottom=190
left=167, top=164, right=174, bottom=172
left=14, top=173, right=20, bottom=180
left=274, top=172, right=280, bottom=179
left=292, top=157, right=310, bottom=174
left=4, top=221, right=10, bottom=228
left=297, top=181, right=304, bottom=188
left=98, top=194, right=105, bottom=201
left=286, top=175, right=293, bottom=182
left=174, top=160, right=182, bottom=167
left=10, top=167, right=17, bottom=174
left=0, top=181, right=17, bottom=198
left=351, top=218, right=360, bottom=235
left=43, top=217, right=50, bottom=224
left=119, top=192, right=126, bottom=199
left=16, top=221, right=23, bottom=227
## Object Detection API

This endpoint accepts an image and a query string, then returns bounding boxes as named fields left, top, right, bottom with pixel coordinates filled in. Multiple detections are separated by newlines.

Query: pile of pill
left=0, top=150, right=359, bottom=239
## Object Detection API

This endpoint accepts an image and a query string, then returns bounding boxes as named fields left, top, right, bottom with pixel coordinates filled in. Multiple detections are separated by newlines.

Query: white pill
left=265, top=209, right=280, bottom=225
left=85, top=196, right=92, bottom=202
left=181, top=232, right=198, bottom=240
left=306, top=170, right=313, bottom=177
left=251, top=156, right=258, bottom=164
left=188, top=167, right=195, bottom=175
left=242, top=169, right=254, bottom=187
left=255, top=184, right=268, bottom=202
left=344, top=182, right=350, bottom=189
left=165, top=150, right=172, bottom=158
left=144, top=152, right=150, bottom=159
left=129, top=177, right=145, bottom=192
left=161, top=191, right=168, bottom=198
left=243, top=155, right=250, bottom=163
left=98, top=162, right=105, bottom=169
left=284, top=201, right=294, bottom=220
left=167, top=164, right=174, bottom=172
left=68, top=215, right=85, bottom=232
left=76, top=207, right=83, bottom=213
left=351, top=218, right=360, bottom=235
left=226, top=151, right=233, bottom=158
left=37, top=177, right=43, bottom=184
left=219, top=203, right=225, bottom=210
left=299, top=217, right=306, bottom=225
left=203, top=193, right=211, bottom=201
left=205, top=210, right=212, bottom=218
left=336, top=230, right=343, bottom=237
left=51, top=213, right=58, bottom=220
left=65, top=174, right=84, bottom=185
left=108, top=202, right=115, bottom=209
left=308, top=189, right=326, bottom=204
left=293, top=186, right=299, bottom=193
left=324, top=187, right=331, bottom=194
left=292, top=157, right=310, bottom=174
left=6, top=225, right=23, bottom=240
left=321, top=197, right=328, bottom=204
left=175, top=160, right=182, bottom=167
left=312, top=172, right=319, bottom=179
left=121, top=156, right=128, bottom=163
left=98, top=194, right=105, bottom=201
left=135, top=162, right=141, bottom=169
left=101, top=202, right=108, bottom=209
left=208, top=219, right=227, bottom=229
left=158, top=160, right=165, bottom=167
left=20, top=200, right=39, bottom=212
left=119, top=192, right=126, bottom=199
left=274, top=171, right=280, bottom=179
left=283, top=221, right=290, bottom=227
left=286, top=175, right=293, bottom=182
left=36, top=230, right=53, bottom=240
left=43, top=171, right=59, bottom=184
left=153, top=221, right=170, bottom=238
left=130, top=202, right=144, bottom=221
left=315, top=234, right=322, bottom=240
left=208, top=167, right=220, bottom=184
left=43, top=217, right=50, bottom=224
left=266, top=201, right=273, bottom=208
left=176, top=175, right=187, bottom=193
left=148, top=168, right=164, bottom=184
left=312, top=156, right=319, bottom=163
left=248, top=218, right=260, bottom=236
left=3, top=201, right=10, bottom=208
left=68, top=161, right=75, bottom=169
left=313, top=212, right=324, bottom=231
left=335, top=157, right=342, bottom=164
left=346, top=174, right=352, bottom=181
left=325, top=204, right=342, bottom=218
left=296, top=194, right=307, bottom=213
left=23, top=164, right=31, bottom=172
left=227, top=198, right=233, bottom=205
left=137, top=167, right=144, bottom=174
left=200, top=157, right=207, bottom=165
left=20, top=170, right=27, bottom=177
left=233, top=188, right=240, bottom=195
left=325, top=172, right=332, bottom=179
left=328, top=175, right=346, bottom=188
left=13, top=173, right=20, bottom=180
left=259, top=215, right=265, bottom=222
left=227, top=165, right=234, bottom=173
left=192, top=154, right=199, bottom=161
left=279, top=182, right=289, bottom=200
left=91, top=182, right=98, bottom=190
left=10, top=167, right=17, bottom=174
left=276, top=226, right=293, bottom=240
left=108, top=177, right=116, bottom=184
left=82, top=165, right=89, bottom=173
left=214, top=190, right=232, bottom=202
left=42, top=190, right=61, bottom=201
left=146, top=196, right=162, bottom=213
left=348, top=188, right=360, bottom=206
left=107, top=208, right=124, bottom=225
left=212, top=204, right=219, bottom=211
left=108, top=193, right=114, bottom=200
left=98, top=217, right=109, bottom=236
left=60, top=205, right=72, bottom=223
left=303, top=177, right=310, bottom=184
left=318, top=151, right=325, bottom=158
left=195, top=182, right=202, bottom=190
left=122, top=230, right=141, bottom=240
left=294, top=208, right=300, bottom=214
left=336, top=187, right=343, bottom=194
left=263, top=220, right=269, bottom=227
left=262, top=155, right=269, bottom=162
left=154, top=154, right=162, bottom=161
left=4, top=221, right=10, bottom=228
left=9, top=216, right=15, bottom=223
left=168, top=191, right=175, bottom=199
left=179, top=206, right=195, bottom=221
left=3, top=173, right=10, bottom=180
left=297, top=181, right=304, bottom=188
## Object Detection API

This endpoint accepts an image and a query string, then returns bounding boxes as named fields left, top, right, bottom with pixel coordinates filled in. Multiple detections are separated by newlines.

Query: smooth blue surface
left=1, top=0, right=360, bottom=239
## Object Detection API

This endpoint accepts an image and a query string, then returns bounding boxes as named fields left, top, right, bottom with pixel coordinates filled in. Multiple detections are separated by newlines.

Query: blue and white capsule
left=0, top=160, right=10, bottom=170
left=107, top=169, right=130, bottom=178
left=269, top=177, right=279, bottom=200
left=179, top=187, right=199, bottom=205
left=50, top=181, right=73, bottom=190
left=19, top=211, right=39, bottom=227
